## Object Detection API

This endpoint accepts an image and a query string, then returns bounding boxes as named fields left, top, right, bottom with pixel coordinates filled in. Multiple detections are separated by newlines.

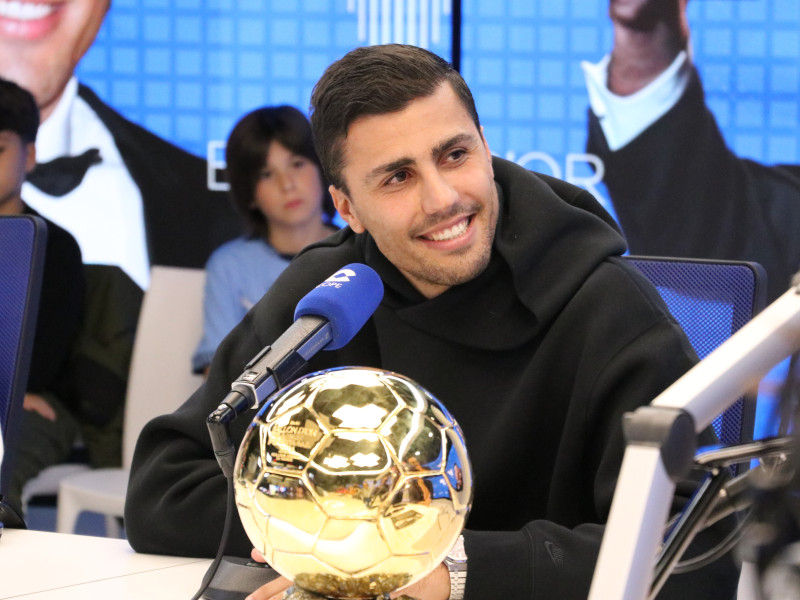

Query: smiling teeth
left=0, top=1, right=53, bottom=20
left=426, top=219, right=468, bottom=242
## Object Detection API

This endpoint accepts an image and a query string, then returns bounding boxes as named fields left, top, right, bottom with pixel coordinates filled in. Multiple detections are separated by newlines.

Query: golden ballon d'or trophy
left=233, top=366, right=473, bottom=600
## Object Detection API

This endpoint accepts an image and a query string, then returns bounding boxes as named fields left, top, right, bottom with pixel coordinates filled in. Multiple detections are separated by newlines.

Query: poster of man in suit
left=0, top=0, right=240, bottom=290
left=583, top=0, right=800, bottom=304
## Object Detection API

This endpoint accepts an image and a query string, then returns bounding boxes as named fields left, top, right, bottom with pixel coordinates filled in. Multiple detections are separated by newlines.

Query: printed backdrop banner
left=76, top=1, right=800, bottom=214
left=6, top=0, right=797, bottom=434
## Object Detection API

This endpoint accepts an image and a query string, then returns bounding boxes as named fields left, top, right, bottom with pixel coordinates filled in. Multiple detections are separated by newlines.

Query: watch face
left=447, top=536, right=467, bottom=562
left=448, top=548, right=467, bottom=562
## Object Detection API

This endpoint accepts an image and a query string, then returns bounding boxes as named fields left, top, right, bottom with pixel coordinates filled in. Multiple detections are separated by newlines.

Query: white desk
left=0, top=529, right=212, bottom=599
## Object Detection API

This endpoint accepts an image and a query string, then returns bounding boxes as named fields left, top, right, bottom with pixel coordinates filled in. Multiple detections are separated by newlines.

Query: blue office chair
left=624, top=256, right=767, bottom=448
left=0, top=215, right=46, bottom=519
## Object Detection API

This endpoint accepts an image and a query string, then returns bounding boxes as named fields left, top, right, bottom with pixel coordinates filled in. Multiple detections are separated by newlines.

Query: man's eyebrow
left=365, top=157, right=414, bottom=185
left=430, top=133, right=475, bottom=159
left=364, top=133, right=478, bottom=185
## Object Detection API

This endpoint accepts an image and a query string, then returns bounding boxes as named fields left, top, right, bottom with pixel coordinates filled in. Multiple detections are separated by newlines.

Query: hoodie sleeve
left=125, top=236, right=369, bottom=557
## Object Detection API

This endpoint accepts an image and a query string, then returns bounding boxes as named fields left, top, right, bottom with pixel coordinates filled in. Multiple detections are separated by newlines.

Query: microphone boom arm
left=207, top=317, right=332, bottom=478
left=589, top=283, right=800, bottom=600
left=225, top=317, right=331, bottom=418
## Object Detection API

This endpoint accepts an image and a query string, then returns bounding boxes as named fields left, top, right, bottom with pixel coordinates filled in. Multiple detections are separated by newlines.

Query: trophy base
left=285, top=587, right=418, bottom=600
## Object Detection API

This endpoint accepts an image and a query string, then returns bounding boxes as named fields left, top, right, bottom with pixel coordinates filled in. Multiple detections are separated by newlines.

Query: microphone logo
left=320, top=268, right=357, bottom=288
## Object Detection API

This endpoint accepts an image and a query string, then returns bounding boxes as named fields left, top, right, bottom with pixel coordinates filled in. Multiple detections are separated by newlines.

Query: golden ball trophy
left=233, top=367, right=473, bottom=600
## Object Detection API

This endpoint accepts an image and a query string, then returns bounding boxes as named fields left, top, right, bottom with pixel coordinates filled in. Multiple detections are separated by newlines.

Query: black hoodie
left=126, top=157, right=736, bottom=599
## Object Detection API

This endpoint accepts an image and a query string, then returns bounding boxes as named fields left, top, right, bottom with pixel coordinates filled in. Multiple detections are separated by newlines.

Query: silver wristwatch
left=443, top=535, right=467, bottom=600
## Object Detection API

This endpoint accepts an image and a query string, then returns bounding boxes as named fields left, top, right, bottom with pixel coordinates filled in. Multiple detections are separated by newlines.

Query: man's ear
left=24, top=142, right=36, bottom=175
left=330, top=185, right=365, bottom=233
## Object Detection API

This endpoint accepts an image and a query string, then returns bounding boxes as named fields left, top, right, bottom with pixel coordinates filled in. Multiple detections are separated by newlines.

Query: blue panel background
left=76, top=0, right=452, bottom=162
left=76, top=0, right=800, bottom=200
left=460, top=0, right=800, bottom=214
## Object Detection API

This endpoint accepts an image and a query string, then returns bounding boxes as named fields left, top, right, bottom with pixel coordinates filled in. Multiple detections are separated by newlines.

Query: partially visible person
left=583, top=0, right=799, bottom=302
left=192, top=105, right=338, bottom=374
left=126, top=45, right=737, bottom=600
left=0, top=0, right=240, bottom=290
left=0, top=77, right=85, bottom=511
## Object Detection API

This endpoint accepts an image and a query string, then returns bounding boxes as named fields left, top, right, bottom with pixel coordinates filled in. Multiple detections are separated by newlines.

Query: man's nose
left=420, top=172, right=458, bottom=214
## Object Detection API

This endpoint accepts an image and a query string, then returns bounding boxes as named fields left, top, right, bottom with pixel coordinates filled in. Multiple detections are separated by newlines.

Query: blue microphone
left=217, top=263, right=383, bottom=419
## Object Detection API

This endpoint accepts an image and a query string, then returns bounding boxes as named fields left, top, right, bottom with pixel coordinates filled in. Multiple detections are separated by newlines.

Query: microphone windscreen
left=293, top=263, right=384, bottom=350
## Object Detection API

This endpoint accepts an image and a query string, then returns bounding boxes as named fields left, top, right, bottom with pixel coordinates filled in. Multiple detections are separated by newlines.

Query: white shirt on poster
left=22, top=77, right=150, bottom=290
left=581, top=50, right=692, bottom=152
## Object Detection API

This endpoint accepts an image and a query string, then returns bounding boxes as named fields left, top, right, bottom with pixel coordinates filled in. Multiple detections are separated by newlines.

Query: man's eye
left=387, top=171, right=408, bottom=185
left=448, top=149, right=466, bottom=161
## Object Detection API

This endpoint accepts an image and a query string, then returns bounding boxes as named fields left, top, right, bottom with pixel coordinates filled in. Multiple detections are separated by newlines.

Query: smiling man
left=330, top=84, right=498, bottom=300
left=126, top=45, right=737, bottom=600
left=0, top=0, right=238, bottom=289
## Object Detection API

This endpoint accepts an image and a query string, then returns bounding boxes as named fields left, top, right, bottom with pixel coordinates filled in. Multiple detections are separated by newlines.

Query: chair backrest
left=624, top=256, right=767, bottom=447
left=121, top=266, right=206, bottom=468
left=0, top=216, right=46, bottom=494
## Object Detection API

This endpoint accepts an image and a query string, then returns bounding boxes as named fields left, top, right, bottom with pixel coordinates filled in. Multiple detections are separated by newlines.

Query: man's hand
left=243, top=551, right=450, bottom=600
left=244, top=576, right=292, bottom=600
left=244, top=549, right=291, bottom=600
left=23, top=393, right=56, bottom=421
left=391, top=563, right=450, bottom=600
left=607, top=0, right=690, bottom=95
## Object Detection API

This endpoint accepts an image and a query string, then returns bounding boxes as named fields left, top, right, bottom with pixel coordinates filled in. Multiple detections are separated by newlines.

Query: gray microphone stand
left=589, top=281, right=800, bottom=600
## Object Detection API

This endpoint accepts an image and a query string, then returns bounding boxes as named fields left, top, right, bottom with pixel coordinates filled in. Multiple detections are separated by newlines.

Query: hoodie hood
left=491, top=156, right=626, bottom=324
left=328, top=157, right=627, bottom=351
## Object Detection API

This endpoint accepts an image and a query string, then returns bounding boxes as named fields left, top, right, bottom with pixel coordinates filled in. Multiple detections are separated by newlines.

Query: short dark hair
left=310, top=44, right=480, bottom=194
left=225, top=104, right=335, bottom=238
left=0, top=77, right=39, bottom=144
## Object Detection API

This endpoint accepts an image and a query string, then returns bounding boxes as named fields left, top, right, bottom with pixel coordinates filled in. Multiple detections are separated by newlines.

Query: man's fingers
left=23, top=394, right=57, bottom=421
left=251, top=548, right=267, bottom=563
left=244, top=575, right=291, bottom=600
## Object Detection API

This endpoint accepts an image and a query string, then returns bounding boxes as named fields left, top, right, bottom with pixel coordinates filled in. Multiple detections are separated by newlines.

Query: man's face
left=0, top=0, right=110, bottom=119
left=0, top=130, right=35, bottom=215
left=331, top=82, right=499, bottom=299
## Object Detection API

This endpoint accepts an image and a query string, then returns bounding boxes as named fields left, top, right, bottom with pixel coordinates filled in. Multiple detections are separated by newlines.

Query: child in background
left=0, top=77, right=85, bottom=512
left=192, top=105, right=337, bottom=374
